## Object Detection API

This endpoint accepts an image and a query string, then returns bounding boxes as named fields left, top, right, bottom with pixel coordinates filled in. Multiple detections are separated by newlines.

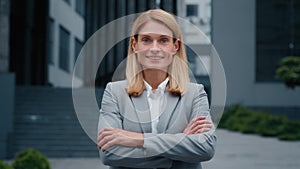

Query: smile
left=145, top=56, right=165, bottom=60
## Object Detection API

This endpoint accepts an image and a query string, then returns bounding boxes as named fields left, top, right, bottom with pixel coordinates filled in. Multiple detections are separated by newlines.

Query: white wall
left=212, top=0, right=300, bottom=107
left=178, top=0, right=212, bottom=76
left=48, top=0, right=84, bottom=87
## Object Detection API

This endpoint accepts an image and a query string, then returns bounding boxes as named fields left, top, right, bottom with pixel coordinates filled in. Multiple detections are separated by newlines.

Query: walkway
left=49, top=129, right=300, bottom=169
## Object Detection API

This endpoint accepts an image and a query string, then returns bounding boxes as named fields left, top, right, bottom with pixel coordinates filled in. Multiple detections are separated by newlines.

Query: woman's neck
left=143, top=69, right=168, bottom=90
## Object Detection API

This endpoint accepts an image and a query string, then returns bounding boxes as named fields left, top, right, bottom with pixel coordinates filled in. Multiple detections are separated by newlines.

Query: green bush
left=218, top=104, right=240, bottom=128
left=278, top=121, right=300, bottom=140
left=0, top=160, right=13, bottom=169
left=218, top=104, right=300, bottom=141
left=12, top=149, right=50, bottom=169
left=276, top=56, right=300, bottom=89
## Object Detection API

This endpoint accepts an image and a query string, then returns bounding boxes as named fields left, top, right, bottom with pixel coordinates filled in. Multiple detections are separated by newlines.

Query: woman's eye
left=160, top=38, right=169, bottom=44
left=141, top=38, right=151, bottom=43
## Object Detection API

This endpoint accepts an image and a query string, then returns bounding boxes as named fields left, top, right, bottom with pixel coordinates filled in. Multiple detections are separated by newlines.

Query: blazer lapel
left=157, top=92, right=181, bottom=133
left=130, top=91, right=152, bottom=133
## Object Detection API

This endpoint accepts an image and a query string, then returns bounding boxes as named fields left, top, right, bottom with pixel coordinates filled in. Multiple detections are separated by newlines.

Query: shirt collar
left=144, top=77, right=169, bottom=94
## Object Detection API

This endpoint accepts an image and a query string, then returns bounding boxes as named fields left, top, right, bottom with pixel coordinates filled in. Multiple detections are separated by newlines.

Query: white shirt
left=144, top=78, right=169, bottom=134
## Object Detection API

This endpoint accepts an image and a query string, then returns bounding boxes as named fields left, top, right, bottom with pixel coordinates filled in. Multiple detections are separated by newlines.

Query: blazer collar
left=157, top=92, right=180, bottom=133
left=130, top=89, right=180, bottom=133
left=130, top=91, right=152, bottom=133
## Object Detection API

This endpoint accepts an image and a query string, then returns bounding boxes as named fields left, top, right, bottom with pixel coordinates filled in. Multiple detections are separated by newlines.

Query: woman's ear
left=172, top=39, right=180, bottom=55
left=131, top=37, right=137, bottom=52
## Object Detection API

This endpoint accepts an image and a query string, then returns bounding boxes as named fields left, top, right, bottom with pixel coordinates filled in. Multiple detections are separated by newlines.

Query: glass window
left=186, top=4, right=198, bottom=17
left=74, top=38, right=84, bottom=78
left=74, top=38, right=83, bottom=64
left=76, top=0, right=85, bottom=17
left=59, top=26, right=70, bottom=72
left=256, top=0, right=300, bottom=82
left=47, top=18, right=55, bottom=64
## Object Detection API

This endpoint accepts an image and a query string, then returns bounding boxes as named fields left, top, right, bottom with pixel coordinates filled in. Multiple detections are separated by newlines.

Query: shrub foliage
left=276, top=56, right=300, bottom=89
left=0, top=160, right=14, bottom=169
left=12, top=149, right=50, bottom=169
left=218, top=104, right=300, bottom=141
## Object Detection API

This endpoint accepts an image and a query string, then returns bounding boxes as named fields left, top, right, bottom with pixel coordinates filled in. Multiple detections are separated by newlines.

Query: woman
left=97, top=9, right=216, bottom=169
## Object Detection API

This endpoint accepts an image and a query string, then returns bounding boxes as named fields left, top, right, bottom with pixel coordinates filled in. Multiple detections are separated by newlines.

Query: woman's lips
left=145, top=56, right=165, bottom=60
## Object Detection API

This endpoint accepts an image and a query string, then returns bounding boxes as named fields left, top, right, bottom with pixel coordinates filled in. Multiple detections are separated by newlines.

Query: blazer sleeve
left=98, top=82, right=173, bottom=168
left=143, top=84, right=217, bottom=163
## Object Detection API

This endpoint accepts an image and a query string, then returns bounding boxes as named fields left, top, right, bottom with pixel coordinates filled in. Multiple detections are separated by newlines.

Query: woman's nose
left=149, top=41, right=160, bottom=52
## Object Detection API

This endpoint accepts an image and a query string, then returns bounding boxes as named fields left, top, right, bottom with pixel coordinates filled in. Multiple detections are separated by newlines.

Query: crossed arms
left=97, top=82, right=216, bottom=168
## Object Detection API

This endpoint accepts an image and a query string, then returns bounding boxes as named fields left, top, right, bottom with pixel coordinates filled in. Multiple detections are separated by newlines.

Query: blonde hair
left=126, top=9, right=189, bottom=96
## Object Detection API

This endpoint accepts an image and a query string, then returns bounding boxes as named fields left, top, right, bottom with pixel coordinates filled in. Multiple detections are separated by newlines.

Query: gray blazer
left=98, top=80, right=216, bottom=169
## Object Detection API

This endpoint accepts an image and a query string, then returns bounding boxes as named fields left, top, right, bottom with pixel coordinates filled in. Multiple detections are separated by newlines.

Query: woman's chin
left=142, top=66, right=168, bottom=72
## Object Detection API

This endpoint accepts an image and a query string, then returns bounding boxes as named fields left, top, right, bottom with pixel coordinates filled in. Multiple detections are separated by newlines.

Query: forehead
left=139, top=33, right=173, bottom=39
left=138, top=20, right=173, bottom=37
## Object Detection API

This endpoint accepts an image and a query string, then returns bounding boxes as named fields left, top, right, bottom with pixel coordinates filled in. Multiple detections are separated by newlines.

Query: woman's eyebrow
left=140, top=34, right=150, bottom=37
left=139, top=33, right=172, bottom=37
left=159, top=35, right=172, bottom=38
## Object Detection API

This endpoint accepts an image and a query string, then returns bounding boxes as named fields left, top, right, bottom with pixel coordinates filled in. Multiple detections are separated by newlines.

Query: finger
left=99, top=134, right=114, bottom=149
left=191, top=120, right=211, bottom=130
left=98, top=130, right=114, bottom=143
left=98, top=128, right=106, bottom=135
left=191, top=125, right=204, bottom=134
left=185, top=120, right=194, bottom=129
left=184, top=116, right=207, bottom=134
left=191, top=116, right=206, bottom=123
left=98, top=128, right=109, bottom=138
left=187, top=116, right=206, bottom=129
left=97, top=131, right=107, bottom=143
left=98, top=128, right=119, bottom=150
left=190, top=116, right=207, bottom=126
left=193, top=126, right=212, bottom=134
left=195, top=119, right=211, bottom=124
left=191, top=124, right=212, bottom=134
left=98, top=127, right=116, bottom=134
left=195, top=127, right=211, bottom=134
left=183, top=129, right=192, bottom=135
left=101, top=138, right=117, bottom=151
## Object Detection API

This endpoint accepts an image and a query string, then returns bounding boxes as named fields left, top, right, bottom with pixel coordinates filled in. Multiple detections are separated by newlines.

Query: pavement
left=5, top=129, right=300, bottom=169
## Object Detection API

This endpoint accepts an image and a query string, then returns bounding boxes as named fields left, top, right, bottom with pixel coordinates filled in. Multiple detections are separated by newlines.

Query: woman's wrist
left=134, top=133, right=144, bottom=147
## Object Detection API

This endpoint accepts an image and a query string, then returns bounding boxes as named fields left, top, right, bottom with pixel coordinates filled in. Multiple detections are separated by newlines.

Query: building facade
left=212, top=0, right=300, bottom=114
left=1, top=0, right=299, bottom=159
left=177, top=0, right=212, bottom=98
left=47, top=0, right=85, bottom=87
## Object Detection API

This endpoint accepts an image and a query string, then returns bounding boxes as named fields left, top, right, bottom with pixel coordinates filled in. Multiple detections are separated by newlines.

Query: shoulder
left=106, top=80, right=128, bottom=88
left=187, top=82, right=205, bottom=92
left=182, top=82, right=206, bottom=97
left=105, top=80, right=128, bottom=95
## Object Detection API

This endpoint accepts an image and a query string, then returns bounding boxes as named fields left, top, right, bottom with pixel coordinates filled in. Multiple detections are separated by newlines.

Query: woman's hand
left=97, top=128, right=144, bottom=152
left=183, top=116, right=213, bottom=135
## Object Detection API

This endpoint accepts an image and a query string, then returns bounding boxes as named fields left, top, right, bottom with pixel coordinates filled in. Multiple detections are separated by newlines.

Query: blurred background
left=0, top=0, right=299, bottom=167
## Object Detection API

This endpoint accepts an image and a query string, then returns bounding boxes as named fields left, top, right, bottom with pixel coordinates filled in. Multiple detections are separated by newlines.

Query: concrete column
left=0, top=0, right=10, bottom=72
left=0, top=0, right=15, bottom=159
left=0, top=73, right=15, bottom=159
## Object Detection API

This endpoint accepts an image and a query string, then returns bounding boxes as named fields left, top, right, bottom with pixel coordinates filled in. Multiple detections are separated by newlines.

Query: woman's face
left=132, top=20, right=179, bottom=71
